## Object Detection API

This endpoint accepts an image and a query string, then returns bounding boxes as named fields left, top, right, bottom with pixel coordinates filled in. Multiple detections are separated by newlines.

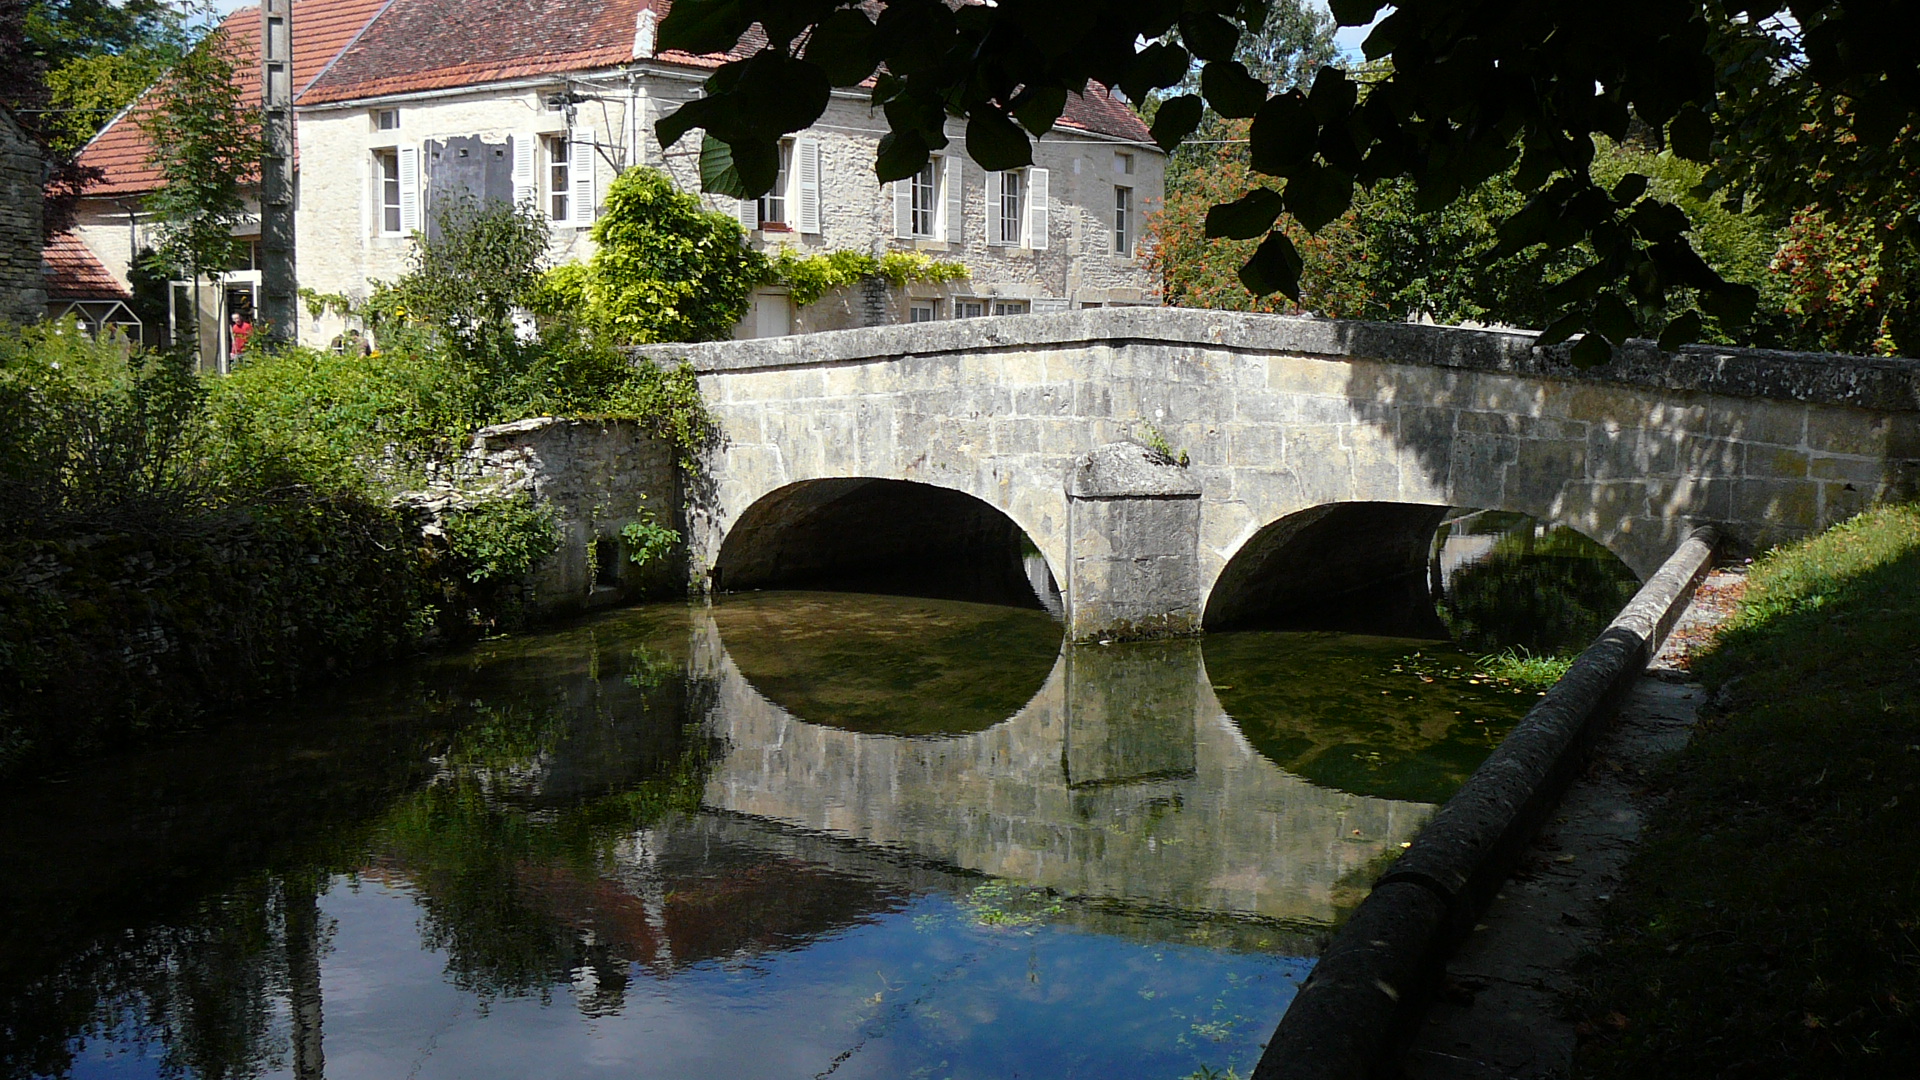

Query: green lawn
left=1574, top=504, right=1920, bottom=1077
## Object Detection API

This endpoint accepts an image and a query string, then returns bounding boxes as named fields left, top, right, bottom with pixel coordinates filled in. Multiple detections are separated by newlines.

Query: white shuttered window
left=910, top=161, right=937, bottom=236
left=893, top=175, right=913, bottom=239
left=569, top=129, right=597, bottom=225
left=986, top=168, right=1045, bottom=248
left=1026, top=167, right=1049, bottom=250
left=794, top=137, right=821, bottom=233
left=944, top=155, right=963, bottom=243
left=986, top=170, right=1020, bottom=246
left=397, top=145, right=420, bottom=233
left=375, top=149, right=402, bottom=235
left=511, top=136, right=535, bottom=210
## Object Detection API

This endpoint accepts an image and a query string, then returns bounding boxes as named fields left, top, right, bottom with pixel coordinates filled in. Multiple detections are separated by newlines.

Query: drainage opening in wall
left=593, top=537, right=621, bottom=589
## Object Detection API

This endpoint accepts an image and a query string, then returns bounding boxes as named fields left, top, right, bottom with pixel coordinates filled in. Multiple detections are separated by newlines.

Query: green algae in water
left=1204, top=631, right=1538, bottom=804
left=711, top=590, right=1064, bottom=736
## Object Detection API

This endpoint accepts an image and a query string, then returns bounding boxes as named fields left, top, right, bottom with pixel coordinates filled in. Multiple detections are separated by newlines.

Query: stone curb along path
left=1251, top=526, right=1722, bottom=1080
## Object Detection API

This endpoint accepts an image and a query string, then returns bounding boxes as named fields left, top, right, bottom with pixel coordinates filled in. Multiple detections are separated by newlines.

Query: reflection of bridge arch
left=687, top=612, right=1432, bottom=926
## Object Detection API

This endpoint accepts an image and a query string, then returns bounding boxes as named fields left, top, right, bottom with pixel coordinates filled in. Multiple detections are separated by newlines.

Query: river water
left=0, top=515, right=1636, bottom=1080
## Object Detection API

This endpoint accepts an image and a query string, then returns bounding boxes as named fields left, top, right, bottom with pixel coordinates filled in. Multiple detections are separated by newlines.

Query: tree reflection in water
left=2, top=571, right=1624, bottom=1080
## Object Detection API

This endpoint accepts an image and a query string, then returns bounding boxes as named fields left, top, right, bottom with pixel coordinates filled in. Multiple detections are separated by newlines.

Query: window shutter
left=398, top=145, right=421, bottom=233
left=984, top=170, right=1003, bottom=246
left=892, top=178, right=912, bottom=239
left=511, top=135, right=535, bottom=209
left=736, top=195, right=759, bottom=231
left=795, top=137, right=822, bottom=234
left=570, top=129, right=597, bottom=225
left=944, top=155, right=962, bottom=243
left=1027, top=167, right=1049, bottom=250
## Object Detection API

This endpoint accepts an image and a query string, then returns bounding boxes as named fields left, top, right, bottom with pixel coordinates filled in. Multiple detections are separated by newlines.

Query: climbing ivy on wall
left=769, top=248, right=970, bottom=307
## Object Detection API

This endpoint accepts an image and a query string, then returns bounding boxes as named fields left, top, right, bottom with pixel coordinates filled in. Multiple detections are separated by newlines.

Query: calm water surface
left=0, top=515, right=1633, bottom=1080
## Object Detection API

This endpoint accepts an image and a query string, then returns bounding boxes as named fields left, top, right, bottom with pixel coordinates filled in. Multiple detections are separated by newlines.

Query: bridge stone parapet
left=650, top=309, right=1920, bottom=641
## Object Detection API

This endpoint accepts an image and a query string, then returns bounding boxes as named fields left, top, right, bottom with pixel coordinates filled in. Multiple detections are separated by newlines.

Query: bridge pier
left=1065, top=442, right=1203, bottom=642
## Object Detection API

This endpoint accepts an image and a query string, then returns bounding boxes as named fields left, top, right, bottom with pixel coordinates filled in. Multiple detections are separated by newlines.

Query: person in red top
left=229, top=311, right=254, bottom=364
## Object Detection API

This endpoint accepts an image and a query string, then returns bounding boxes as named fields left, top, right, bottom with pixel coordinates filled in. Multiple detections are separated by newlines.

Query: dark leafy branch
left=653, top=0, right=1918, bottom=359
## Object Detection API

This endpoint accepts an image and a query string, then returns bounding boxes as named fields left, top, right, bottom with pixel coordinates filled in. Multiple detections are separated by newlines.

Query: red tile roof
left=76, top=0, right=391, bottom=196
left=42, top=233, right=131, bottom=299
left=302, top=0, right=1149, bottom=141
left=1055, top=83, right=1151, bottom=143
left=300, top=0, right=759, bottom=103
left=80, top=0, right=1149, bottom=195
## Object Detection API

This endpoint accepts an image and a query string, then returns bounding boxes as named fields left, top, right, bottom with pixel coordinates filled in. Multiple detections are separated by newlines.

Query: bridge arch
left=712, top=477, right=1064, bottom=610
left=1202, top=499, right=1643, bottom=639
left=1203, top=502, right=1454, bottom=633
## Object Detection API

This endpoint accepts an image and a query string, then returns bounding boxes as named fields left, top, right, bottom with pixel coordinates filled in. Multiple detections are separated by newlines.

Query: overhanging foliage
left=654, top=0, right=1919, bottom=358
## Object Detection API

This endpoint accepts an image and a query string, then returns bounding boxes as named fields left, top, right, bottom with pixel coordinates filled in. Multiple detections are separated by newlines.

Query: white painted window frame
left=985, top=167, right=1048, bottom=249
left=374, top=148, right=404, bottom=236
left=548, top=133, right=572, bottom=222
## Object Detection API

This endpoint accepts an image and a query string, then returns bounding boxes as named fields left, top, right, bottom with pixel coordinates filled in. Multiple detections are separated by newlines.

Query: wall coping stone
left=642, top=308, right=1920, bottom=412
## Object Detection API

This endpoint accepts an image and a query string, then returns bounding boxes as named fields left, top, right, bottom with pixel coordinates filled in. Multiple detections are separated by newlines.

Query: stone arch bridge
left=652, top=309, right=1919, bottom=641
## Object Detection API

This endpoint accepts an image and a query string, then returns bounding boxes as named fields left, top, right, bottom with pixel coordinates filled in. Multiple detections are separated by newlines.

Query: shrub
left=560, top=167, right=769, bottom=344
left=443, top=496, right=560, bottom=586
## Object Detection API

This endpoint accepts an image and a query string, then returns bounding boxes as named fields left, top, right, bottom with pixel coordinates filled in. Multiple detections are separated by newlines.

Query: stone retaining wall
left=409, top=418, right=683, bottom=616
left=0, top=110, right=46, bottom=324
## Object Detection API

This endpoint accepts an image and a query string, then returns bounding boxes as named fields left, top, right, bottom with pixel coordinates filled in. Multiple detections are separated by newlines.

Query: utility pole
left=260, top=0, right=296, bottom=344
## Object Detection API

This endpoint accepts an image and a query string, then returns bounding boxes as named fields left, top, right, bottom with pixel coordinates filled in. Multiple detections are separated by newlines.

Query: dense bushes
left=0, top=323, right=433, bottom=774
left=0, top=198, right=716, bottom=777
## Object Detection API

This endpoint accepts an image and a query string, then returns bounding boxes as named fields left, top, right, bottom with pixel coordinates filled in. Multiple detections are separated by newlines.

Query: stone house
left=67, top=0, right=1163, bottom=353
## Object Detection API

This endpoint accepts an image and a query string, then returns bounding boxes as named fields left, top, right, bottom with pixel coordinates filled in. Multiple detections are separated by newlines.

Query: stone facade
left=0, top=110, right=46, bottom=323
left=655, top=308, right=1920, bottom=640
left=293, top=85, right=1162, bottom=348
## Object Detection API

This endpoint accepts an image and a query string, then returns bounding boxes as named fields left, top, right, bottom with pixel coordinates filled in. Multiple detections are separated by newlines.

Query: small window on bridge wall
left=593, top=537, right=621, bottom=589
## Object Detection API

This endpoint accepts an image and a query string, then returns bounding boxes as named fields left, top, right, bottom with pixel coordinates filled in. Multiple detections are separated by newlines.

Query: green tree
left=1216, top=0, right=1337, bottom=90
left=139, top=25, right=259, bottom=319
left=1152, top=124, right=1789, bottom=344
left=392, top=194, right=550, bottom=373
left=1152, top=116, right=1585, bottom=327
left=42, top=42, right=181, bottom=155
left=652, top=0, right=1919, bottom=357
left=30, top=0, right=198, bottom=156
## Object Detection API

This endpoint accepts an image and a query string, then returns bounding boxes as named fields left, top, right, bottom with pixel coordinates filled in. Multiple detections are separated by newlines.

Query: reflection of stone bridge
left=658, top=309, right=1919, bottom=639
left=686, top=614, right=1432, bottom=927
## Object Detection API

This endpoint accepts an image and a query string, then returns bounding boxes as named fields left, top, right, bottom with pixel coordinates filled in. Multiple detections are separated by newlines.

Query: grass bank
left=1574, top=504, right=1920, bottom=1077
